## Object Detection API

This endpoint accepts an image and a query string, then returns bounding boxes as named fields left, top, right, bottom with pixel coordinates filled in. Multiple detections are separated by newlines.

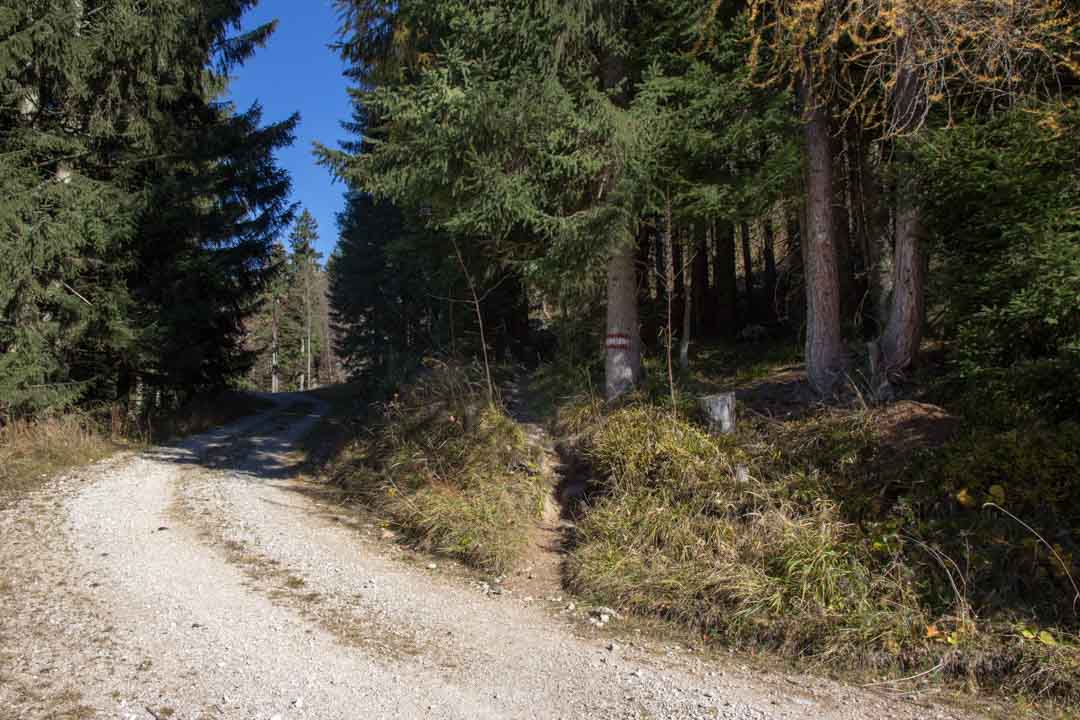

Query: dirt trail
left=0, top=396, right=980, bottom=720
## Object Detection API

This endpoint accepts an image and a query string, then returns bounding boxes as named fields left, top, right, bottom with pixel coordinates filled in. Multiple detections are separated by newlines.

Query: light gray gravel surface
left=0, top=396, right=983, bottom=720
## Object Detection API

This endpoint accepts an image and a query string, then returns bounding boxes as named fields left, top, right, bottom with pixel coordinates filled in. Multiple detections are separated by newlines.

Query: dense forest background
left=1, top=0, right=297, bottom=420
left=5, top=1, right=1076, bottom=423
left=321, top=0, right=1080, bottom=421
left=243, top=208, right=343, bottom=393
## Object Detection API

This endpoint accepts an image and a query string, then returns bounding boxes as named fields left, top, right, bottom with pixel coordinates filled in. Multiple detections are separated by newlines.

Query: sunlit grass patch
left=0, top=413, right=116, bottom=500
left=561, top=398, right=1080, bottom=703
left=332, top=360, right=547, bottom=574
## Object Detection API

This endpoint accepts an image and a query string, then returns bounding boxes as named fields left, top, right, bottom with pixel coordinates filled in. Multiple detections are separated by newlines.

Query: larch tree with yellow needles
left=741, top=0, right=1080, bottom=390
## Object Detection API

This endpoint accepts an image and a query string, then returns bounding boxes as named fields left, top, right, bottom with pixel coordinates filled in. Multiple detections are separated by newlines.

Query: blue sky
left=227, top=0, right=352, bottom=261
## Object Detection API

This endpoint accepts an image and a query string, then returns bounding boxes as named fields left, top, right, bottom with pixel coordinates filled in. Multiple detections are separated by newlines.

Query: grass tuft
left=0, top=413, right=116, bottom=500
left=562, top=399, right=1080, bottom=703
left=332, top=360, right=547, bottom=574
left=566, top=405, right=926, bottom=662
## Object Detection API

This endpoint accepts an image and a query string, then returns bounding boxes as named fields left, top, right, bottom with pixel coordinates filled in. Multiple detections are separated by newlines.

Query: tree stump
left=701, top=393, right=736, bottom=434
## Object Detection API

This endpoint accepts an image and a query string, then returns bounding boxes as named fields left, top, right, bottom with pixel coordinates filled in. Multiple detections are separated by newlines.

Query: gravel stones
left=0, top=393, right=982, bottom=720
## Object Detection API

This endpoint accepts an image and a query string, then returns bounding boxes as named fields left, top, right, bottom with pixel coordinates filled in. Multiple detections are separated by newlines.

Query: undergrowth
left=560, top=394, right=1080, bottom=705
left=331, top=360, right=546, bottom=574
left=0, top=412, right=117, bottom=500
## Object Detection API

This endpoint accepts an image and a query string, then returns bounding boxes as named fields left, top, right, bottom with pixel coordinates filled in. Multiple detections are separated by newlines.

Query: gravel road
left=0, top=396, right=982, bottom=720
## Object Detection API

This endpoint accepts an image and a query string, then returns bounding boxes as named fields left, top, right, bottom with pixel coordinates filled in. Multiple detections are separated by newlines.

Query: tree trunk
left=305, top=262, right=313, bottom=390
left=271, top=298, right=279, bottom=393
left=799, top=76, right=847, bottom=395
left=740, top=220, right=754, bottom=324
left=762, top=220, right=778, bottom=324
left=845, top=119, right=871, bottom=334
left=606, top=241, right=641, bottom=400
left=692, top=224, right=709, bottom=338
left=18, top=88, right=38, bottom=120
left=877, top=58, right=925, bottom=381
left=672, top=232, right=685, bottom=336
left=878, top=182, right=924, bottom=377
left=679, top=232, right=693, bottom=370
left=319, top=275, right=334, bottom=384
left=664, top=201, right=677, bottom=408
left=701, top=393, right=737, bottom=434
left=833, top=123, right=856, bottom=325
left=601, top=51, right=640, bottom=401
left=860, top=137, right=892, bottom=338
left=712, top=221, right=738, bottom=338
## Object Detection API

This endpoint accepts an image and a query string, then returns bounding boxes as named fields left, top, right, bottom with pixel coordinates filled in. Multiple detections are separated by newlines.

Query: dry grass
left=565, top=405, right=929, bottom=665
left=331, top=360, right=547, bottom=574
left=0, top=413, right=117, bottom=501
left=560, top=398, right=1080, bottom=706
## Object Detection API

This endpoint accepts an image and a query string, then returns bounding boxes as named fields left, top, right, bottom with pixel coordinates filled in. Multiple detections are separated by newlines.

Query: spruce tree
left=288, top=210, right=321, bottom=391
left=0, top=1, right=297, bottom=419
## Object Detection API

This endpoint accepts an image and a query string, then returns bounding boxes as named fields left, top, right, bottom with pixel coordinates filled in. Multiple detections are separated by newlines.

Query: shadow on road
left=145, top=394, right=325, bottom=482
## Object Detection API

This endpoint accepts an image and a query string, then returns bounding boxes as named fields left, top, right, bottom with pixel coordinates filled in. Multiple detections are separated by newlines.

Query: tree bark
left=845, top=118, right=871, bottom=334
left=679, top=232, right=693, bottom=370
left=606, top=241, right=641, bottom=400
left=762, top=220, right=778, bottom=324
left=701, top=393, right=736, bottom=434
left=878, top=181, right=924, bottom=377
left=601, top=52, right=641, bottom=401
left=672, top=231, right=685, bottom=336
left=799, top=76, right=848, bottom=395
left=271, top=298, right=279, bottom=393
left=740, top=220, right=754, bottom=324
left=833, top=124, right=856, bottom=324
left=861, top=136, right=892, bottom=337
left=18, top=88, right=38, bottom=120
left=692, top=224, right=709, bottom=338
left=304, top=259, right=313, bottom=390
left=878, top=60, right=926, bottom=380
left=663, top=200, right=677, bottom=409
left=319, top=273, right=334, bottom=384
left=712, top=221, right=738, bottom=338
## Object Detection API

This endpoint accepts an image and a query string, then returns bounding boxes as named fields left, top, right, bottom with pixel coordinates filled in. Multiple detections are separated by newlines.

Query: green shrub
left=900, top=424, right=1080, bottom=625
left=916, top=100, right=1080, bottom=422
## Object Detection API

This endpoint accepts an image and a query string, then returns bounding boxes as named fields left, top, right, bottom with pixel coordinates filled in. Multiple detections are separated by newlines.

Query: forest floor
left=0, top=391, right=993, bottom=720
